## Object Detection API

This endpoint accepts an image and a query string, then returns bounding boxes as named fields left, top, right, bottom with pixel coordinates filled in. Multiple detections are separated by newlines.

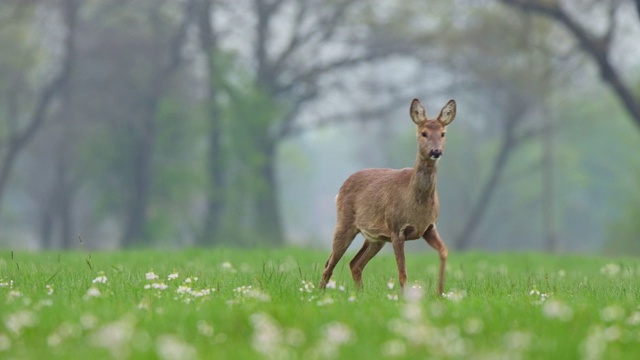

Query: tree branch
left=0, top=0, right=78, bottom=209
left=500, top=0, right=640, bottom=131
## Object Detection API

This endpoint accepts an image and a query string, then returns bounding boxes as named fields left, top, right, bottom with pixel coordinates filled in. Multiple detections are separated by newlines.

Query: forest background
left=0, top=0, right=639, bottom=255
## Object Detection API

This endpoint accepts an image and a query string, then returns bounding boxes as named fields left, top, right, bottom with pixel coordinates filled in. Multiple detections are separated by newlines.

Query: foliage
left=1, top=248, right=639, bottom=359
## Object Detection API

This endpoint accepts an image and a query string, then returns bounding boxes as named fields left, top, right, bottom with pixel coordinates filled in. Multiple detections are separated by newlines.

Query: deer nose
left=430, top=149, right=442, bottom=158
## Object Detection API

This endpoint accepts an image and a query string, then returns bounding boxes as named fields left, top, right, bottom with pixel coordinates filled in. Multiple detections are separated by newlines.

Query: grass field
left=0, top=247, right=639, bottom=359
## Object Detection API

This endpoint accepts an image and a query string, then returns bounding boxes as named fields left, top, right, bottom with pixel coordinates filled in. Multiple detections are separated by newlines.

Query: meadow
left=0, top=246, right=639, bottom=359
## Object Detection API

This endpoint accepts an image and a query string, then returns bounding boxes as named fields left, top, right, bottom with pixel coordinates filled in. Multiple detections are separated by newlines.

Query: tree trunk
left=122, top=106, right=156, bottom=247
left=542, top=106, right=558, bottom=252
left=197, top=0, right=226, bottom=246
left=253, top=143, right=285, bottom=245
left=454, top=99, right=529, bottom=250
left=120, top=0, right=195, bottom=247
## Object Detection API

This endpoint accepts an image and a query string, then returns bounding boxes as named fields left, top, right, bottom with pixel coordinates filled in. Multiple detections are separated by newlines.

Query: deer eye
left=441, top=132, right=446, bottom=138
left=421, top=131, right=428, bottom=138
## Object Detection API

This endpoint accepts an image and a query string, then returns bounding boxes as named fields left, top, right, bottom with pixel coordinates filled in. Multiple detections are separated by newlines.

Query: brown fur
left=319, top=98, right=456, bottom=294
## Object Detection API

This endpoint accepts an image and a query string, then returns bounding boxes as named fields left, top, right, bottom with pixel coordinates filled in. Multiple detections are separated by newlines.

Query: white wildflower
left=156, top=335, right=197, bottom=360
left=145, top=272, right=159, bottom=281
left=250, top=313, right=284, bottom=358
left=503, top=330, right=532, bottom=351
left=167, top=272, right=179, bottom=280
left=600, top=305, right=624, bottom=322
left=80, top=314, right=98, bottom=330
left=84, top=287, right=101, bottom=300
left=317, top=297, right=334, bottom=306
left=387, top=294, right=399, bottom=301
left=580, top=326, right=608, bottom=360
left=529, top=287, right=549, bottom=304
left=626, top=311, right=640, bottom=326
left=35, top=299, right=53, bottom=310
left=0, top=333, right=10, bottom=351
left=46, top=284, right=54, bottom=295
left=323, top=322, right=353, bottom=345
left=600, top=263, right=620, bottom=277
left=137, top=301, right=149, bottom=310
left=529, top=288, right=541, bottom=296
left=4, top=310, right=37, bottom=335
left=47, top=333, right=62, bottom=347
left=184, top=277, right=192, bottom=283
left=348, top=295, right=357, bottom=302
left=246, top=289, right=271, bottom=302
left=402, top=303, right=422, bottom=322
left=604, top=325, right=621, bottom=341
left=92, top=272, right=108, bottom=284
left=464, top=318, right=484, bottom=335
left=382, top=339, right=406, bottom=357
left=90, top=315, right=136, bottom=359
left=221, top=262, right=235, bottom=272
left=299, top=280, right=315, bottom=293
left=404, top=285, right=424, bottom=302
left=151, top=283, right=168, bottom=290
left=177, top=285, right=191, bottom=294
left=190, top=289, right=211, bottom=298
left=443, top=289, right=467, bottom=302
left=197, top=321, right=214, bottom=337
left=234, top=285, right=252, bottom=295
left=387, top=279, right=395, bottom=290
left=325, top=279, right=337, bottom=289
left=8, top=290, right=22, bottom=299
left=542, top=300, right=573, bottom=321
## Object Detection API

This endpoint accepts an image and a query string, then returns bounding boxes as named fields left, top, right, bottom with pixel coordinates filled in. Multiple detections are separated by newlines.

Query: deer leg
left=391, top=235, right=407, bottom=290
left=348, top=241, right=369, bottom=288
left=349, top=240, right=385, bottom=290
left=423, top=225, right=448, bottom=295
left=319, top=226, right=357, bottom=289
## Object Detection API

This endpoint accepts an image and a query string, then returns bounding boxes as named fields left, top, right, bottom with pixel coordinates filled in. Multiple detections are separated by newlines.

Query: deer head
left=410, top=99, right=456, bottom=162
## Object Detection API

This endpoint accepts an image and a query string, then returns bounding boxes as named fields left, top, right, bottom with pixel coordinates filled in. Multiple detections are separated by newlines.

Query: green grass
left=0, top=247, right=639, bottom=359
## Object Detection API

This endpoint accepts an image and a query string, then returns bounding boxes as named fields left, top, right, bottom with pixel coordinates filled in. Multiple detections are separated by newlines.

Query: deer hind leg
left=391, top=234, right=408, bottom=290
left=349, top=240, right=385, bottom=290
left=423, top=225, right=448, bottom=295
left=319, top=225, right=358, bottom=289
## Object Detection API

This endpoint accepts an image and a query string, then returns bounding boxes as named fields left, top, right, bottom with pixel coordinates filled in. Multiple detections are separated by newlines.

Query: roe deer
left=319, top=98, right=456, bottom=295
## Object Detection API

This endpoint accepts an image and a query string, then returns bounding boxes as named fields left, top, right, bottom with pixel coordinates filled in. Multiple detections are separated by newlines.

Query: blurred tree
left=501, top=0, right=640, bottom=131
left=195, top=0, right=426, bottom=245
left=433, top=5, right=562, bottom=250
left=120, top=0, right=197, bottom=247
left=0, top=0, right=78, bottom=219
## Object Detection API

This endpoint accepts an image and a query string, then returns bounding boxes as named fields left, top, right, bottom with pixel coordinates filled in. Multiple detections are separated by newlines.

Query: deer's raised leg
left=349, top=240, right=385, bottom=290
left=391, top=235, right=407, bottom=289
left=319, top=225, right=357, bottom=289
left=423, top=225, right=448, bottom=295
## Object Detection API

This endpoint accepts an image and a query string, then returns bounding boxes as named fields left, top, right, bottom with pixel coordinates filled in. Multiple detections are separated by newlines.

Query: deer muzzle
left=430, top=149, right=442, bottom=159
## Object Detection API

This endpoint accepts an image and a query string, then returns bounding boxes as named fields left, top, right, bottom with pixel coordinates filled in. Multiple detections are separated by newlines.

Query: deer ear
left=410, top=98, right=427, bottom=125
left=437, top=99, right=456, bottom=126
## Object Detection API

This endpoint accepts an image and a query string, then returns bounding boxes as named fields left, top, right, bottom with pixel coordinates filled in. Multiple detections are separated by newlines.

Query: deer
left=318, top=98, right=456, bottom=295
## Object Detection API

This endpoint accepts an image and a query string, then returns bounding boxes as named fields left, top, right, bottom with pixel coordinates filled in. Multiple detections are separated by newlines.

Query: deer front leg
left=391, top=235, right=407, bottom=290
left=423, top=225, right=448, bottom=295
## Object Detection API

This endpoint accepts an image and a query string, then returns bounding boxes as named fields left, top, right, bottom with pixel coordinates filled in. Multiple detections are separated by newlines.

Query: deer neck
left=411, top=155, right=437, bottom=202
